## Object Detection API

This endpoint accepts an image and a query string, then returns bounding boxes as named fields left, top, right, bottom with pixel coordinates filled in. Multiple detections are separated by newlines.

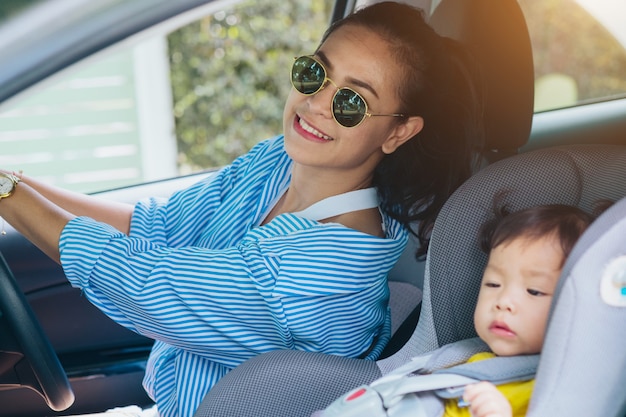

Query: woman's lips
left=294, top=116, right=333, bottom=142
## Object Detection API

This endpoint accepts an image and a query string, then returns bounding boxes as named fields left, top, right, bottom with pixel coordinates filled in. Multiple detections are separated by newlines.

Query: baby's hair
left=479, top=194, right=612, bottom=266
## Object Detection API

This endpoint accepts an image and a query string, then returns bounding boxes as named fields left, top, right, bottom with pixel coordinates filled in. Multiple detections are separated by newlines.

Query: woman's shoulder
left=228, top=135, right=289, bottom=177
left=255, top=213, right=408, bottom=248
left=243, top=135, right=286, bottom=162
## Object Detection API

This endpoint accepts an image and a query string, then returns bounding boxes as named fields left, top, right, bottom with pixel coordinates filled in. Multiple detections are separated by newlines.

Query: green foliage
left=0, top=0, right=42, bottom=20
left=167, top=0, right=333, bottom=172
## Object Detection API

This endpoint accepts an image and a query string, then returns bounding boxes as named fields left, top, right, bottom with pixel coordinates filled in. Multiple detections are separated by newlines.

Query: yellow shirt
left=442, top=352, right=534, bottom=417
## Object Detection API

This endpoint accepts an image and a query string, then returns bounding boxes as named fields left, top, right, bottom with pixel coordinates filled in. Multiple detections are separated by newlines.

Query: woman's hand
left=462, top=381, right=512, bottom=417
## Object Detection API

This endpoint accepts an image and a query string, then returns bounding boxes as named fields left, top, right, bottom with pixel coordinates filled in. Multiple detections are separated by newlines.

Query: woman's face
left=283, top=24, right=420, bottom=181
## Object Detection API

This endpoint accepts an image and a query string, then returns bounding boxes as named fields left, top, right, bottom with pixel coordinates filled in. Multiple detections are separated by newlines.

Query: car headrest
left=429, top=0, right=535, bottom=161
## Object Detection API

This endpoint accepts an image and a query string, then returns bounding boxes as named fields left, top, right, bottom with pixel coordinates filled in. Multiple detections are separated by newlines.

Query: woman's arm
left=16, top=172, right=134, bottom=234
left=0, top=170, right=134, bottom=262
left=59, top=216, right=404, bottom=363
left=0, top=180, right=74, bottom=263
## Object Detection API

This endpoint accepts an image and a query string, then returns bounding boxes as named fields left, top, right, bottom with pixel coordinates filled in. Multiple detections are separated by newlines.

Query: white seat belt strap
left=293, top=187, right=379, bottom=221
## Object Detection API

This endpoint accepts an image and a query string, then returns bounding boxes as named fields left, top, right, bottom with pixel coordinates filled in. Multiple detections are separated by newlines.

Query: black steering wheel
left=0, top=251, right=74, bottom=411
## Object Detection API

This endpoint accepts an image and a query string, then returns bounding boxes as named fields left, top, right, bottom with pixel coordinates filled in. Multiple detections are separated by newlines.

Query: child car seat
left=305, top=192, right=626, bottom=417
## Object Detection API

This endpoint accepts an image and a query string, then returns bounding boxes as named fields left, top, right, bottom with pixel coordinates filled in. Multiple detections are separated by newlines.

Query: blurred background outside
left=0, top=0, right=625, bottom=193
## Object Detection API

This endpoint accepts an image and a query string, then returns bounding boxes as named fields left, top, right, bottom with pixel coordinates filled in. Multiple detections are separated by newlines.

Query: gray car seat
left=380, top=144, right=626, bottom=372
left=306, top=192, right=626, bottom=417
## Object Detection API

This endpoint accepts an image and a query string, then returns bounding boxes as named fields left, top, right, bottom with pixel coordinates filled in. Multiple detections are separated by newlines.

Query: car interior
left=0, top=0, right=626, bottom=416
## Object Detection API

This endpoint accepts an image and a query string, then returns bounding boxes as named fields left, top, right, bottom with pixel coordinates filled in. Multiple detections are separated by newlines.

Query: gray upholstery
left=194, top=351, right=381, bottom=417
left=388, top=280, right=422, bottom=335
left=379, top=144, right=626, bottom=373
left=528, top=196, right=626, bottom=416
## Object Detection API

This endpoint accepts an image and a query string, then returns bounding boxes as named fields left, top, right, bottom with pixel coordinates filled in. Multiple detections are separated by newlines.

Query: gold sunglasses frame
left=291, top=55, right=406, bottom=128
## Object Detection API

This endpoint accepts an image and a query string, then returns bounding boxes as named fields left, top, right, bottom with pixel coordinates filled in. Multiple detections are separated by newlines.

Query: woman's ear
left=381, top=116, right=424, bottom=154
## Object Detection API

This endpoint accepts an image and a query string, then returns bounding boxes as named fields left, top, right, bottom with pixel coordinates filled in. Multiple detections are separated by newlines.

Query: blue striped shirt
left=59, top=136, right=409, bottom=417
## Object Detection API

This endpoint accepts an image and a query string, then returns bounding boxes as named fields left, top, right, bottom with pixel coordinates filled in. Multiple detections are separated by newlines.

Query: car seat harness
left=318, top=338, right=539, bottom=417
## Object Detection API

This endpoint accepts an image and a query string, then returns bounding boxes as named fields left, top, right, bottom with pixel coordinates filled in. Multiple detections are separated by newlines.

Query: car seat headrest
left=429, top=0, right=534, bottom=161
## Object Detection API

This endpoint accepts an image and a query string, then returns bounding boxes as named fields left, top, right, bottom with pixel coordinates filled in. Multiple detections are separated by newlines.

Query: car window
left=518, top=0, right=626, bottom=112
left=0, top=0, right=333, bottom=193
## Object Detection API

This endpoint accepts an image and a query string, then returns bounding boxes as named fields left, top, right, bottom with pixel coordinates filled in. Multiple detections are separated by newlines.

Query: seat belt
left=293, top=187, right=379, bottom=221
left=318, top=338, right=539, bottom=417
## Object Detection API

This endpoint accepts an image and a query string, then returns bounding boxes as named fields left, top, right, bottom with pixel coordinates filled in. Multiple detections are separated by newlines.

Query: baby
left=452, top=203, right=597, bottom=417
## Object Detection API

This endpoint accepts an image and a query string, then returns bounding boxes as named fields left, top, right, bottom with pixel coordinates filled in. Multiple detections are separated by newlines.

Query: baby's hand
left=462, top=382, right=512, bottom=417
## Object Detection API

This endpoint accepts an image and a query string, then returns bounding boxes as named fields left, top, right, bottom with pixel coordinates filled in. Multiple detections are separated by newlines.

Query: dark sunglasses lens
left=333, top=88, right=367, bottom=127
left=292, top=56, right=325, bottom=94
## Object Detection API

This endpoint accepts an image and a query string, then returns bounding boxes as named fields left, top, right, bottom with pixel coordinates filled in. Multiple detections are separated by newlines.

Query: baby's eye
left=527, top=289, right=546, bottom=296
left=484, top=282, right=500, bottom=288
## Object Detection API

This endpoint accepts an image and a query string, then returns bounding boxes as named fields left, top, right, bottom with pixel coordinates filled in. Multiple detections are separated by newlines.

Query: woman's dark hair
left=321, top=2, right=484, bottom=259
left=479, top=202, right=603, bottom=266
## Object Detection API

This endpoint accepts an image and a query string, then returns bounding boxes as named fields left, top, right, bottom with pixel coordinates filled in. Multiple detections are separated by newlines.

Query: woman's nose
left=307, top=80, right=336, bottom=117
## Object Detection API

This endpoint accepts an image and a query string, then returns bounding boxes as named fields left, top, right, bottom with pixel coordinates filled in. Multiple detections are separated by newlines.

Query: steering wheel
left=0, top=251, right=74, bottom=411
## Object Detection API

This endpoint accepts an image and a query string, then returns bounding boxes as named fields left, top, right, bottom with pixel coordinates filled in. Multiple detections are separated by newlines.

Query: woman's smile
left=294, top=116, right=334, bottom=142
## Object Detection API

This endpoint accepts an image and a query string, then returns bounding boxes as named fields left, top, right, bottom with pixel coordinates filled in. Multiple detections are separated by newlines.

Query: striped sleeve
left=60, top=217, right=286, bottom=366
left=59, top=213, right=406, bottom=365
left=129, top=136, right=288, bottom=247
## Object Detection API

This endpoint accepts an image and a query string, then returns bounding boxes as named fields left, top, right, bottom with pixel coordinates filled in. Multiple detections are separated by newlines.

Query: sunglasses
left=290, top=55, right=406, bottom=128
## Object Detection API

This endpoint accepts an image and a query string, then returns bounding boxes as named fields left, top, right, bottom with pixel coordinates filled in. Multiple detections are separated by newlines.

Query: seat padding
left=379, top=144, right=626, bottom=374
left=528, top=196, right=626, bottom=416
left=194, top=350, right=381, bottom=417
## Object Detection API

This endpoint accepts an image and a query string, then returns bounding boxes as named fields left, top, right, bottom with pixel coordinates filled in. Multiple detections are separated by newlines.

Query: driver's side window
left=0, top=0, right=333, bottom=193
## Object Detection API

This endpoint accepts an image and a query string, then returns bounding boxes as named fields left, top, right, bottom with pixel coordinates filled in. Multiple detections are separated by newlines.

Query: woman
left=0, top=2, right=482, bottom=416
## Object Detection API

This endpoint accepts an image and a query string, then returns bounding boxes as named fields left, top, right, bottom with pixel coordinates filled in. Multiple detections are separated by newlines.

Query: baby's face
left=474, top=235, right=563, bottom=356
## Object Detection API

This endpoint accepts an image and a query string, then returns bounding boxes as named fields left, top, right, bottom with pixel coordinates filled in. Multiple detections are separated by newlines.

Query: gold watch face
left=0, top=174, right=17, bottom=198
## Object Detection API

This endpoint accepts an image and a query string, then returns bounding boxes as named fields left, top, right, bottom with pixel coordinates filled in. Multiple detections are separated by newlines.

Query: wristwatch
left=0, top=172, right=20, bottom=200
